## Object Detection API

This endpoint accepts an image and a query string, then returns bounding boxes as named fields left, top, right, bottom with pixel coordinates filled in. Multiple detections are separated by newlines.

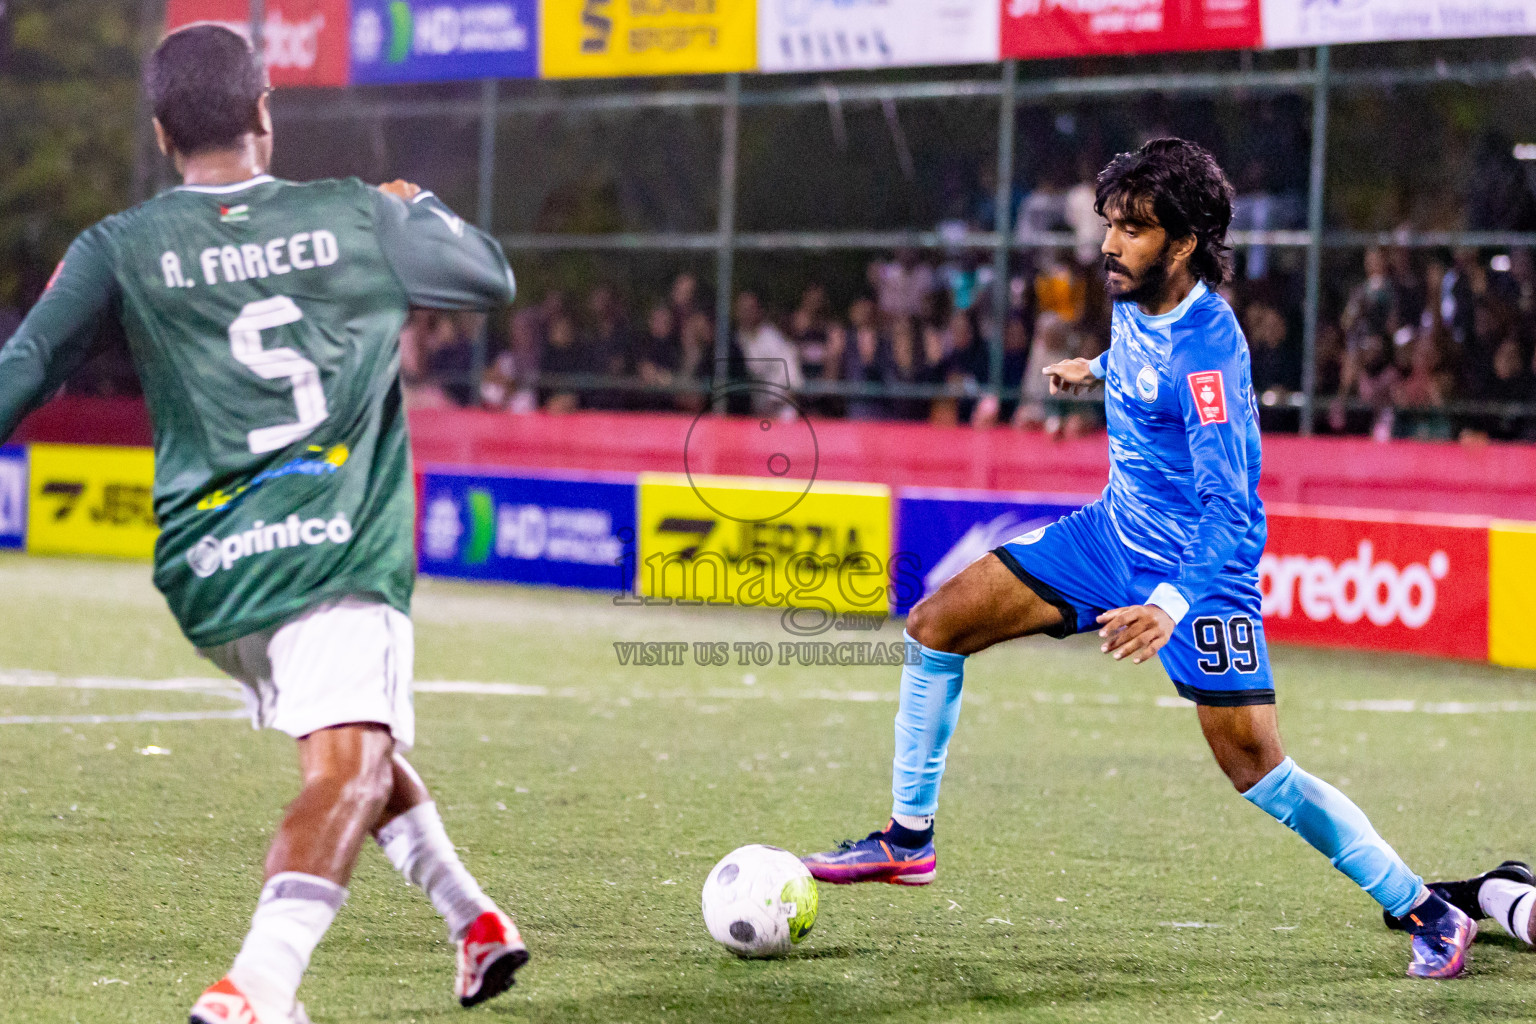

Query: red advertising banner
left=1259, top=506, right=1489, bottom=661
left=1002, top=0, right=1262, bottom=60
left=165, top=0, right=350, bottom=89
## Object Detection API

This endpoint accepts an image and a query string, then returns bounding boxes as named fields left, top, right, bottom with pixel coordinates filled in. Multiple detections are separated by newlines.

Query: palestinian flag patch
left=219, top=204, right=250, bottom=224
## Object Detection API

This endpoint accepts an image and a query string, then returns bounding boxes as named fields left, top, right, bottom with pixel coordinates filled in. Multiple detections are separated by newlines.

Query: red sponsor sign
left=1001, top=0, right=1262, bottom=60
left=1187, top=370, right=1227, bottom=425
left=1259, top=506, right=1489, bottom=661
left=165, top=0, right=349, bottom=89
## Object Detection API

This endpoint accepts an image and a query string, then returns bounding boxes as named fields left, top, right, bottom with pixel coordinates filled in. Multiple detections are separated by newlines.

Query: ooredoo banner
left=350, top=0, right=540, bottom=83
left=541, top=0, right=758, bottom=79
left=418, top=468, right=635, bottom=589
left=1002, top=0, right=1262, bottom=59
left=1261, top=0, right=1536, bottom=48
left=1258, top=506, right=1490, bottom=661
left=758, top=0, right=999, bottom=72
left=165, top=0, right=352, bottom=89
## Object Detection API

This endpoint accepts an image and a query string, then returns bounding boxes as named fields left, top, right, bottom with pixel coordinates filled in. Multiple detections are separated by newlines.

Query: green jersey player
left=0, top=26, right=527, bottom=1024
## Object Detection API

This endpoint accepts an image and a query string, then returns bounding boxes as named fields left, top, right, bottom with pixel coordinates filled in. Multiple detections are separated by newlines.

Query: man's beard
left=1106, top=242, right=1174, bottom=305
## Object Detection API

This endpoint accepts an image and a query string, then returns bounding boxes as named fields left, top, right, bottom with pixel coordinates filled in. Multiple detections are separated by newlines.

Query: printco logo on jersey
left=187, top=513, right=354, bottom=578
left=1258, top=540, right=1449, bottom=630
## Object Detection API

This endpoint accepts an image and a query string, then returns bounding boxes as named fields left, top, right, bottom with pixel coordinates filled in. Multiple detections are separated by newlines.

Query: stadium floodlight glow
left=1514, top=143, right=1536, bottom=161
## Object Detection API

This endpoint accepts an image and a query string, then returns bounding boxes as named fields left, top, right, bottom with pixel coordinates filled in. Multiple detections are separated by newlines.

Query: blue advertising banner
left=0, top=446, right=25, bottom=550
left=418, top=468, right=634, bottom=590
left=893, top=487, right=1094, bottom=615
left=350, top=0, right=538, bottom=84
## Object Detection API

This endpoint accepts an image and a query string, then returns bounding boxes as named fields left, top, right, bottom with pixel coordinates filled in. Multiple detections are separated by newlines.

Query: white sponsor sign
left=759, top=0, right=1000, bottom=72
left=1262, top=0, right=1536, bottom=47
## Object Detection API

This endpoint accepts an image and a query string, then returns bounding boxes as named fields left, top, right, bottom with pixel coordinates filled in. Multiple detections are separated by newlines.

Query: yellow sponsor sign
left=637, top=472, right=890, bottom=616
left=27, top=444, right=158, bottom=560
left=541, top=0, right=757, bottom=79
left=1490, top=520, right=1536, bottom=669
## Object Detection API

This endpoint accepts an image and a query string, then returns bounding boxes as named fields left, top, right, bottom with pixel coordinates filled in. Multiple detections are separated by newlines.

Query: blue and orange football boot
left=1404, top=895, right=1476, bottom=979
left=1384, top=860, right=1534, bottom=933
left=802, top=822, right=936, bottom=886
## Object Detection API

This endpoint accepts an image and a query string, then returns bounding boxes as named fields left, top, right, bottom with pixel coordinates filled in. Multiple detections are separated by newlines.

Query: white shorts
left=199, top=596, right=416, bottom=751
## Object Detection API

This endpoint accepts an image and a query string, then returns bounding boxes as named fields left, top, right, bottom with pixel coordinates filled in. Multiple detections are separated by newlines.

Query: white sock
left=1479, top=879, right=1536, bottom=944
left=892, top=813, right=934, bottom=832
left=229, top=873, right=346, bottom=1016
left=375, top=801, right=496, bottom=940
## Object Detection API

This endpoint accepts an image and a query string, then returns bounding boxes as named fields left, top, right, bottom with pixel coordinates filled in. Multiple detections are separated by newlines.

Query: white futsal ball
left=701, top=844, right=819, bottom=958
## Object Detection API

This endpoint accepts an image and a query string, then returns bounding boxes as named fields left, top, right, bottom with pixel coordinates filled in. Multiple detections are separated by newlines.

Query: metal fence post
left=472, top=78, right=499, bottom=401
left=712, top=73, right=742, bottom=415
left=249, top=0, right=265, bottom=64
left=1299, top=45, right=1331, bottom=436
left=990, top=59, right=1018, bottom=401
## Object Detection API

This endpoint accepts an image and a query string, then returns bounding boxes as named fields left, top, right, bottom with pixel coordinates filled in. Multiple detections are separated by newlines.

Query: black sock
left=881, top=819, right=933, bottom=847
left=1403, top=891, right=1454, bottom=934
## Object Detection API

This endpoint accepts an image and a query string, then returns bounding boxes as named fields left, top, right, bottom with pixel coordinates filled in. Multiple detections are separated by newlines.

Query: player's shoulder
left=1172, top=285, right=1245, bottom=364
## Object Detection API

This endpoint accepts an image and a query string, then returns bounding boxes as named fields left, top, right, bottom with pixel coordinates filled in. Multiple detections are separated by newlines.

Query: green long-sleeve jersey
left=0, top=175, right=514, bottom=647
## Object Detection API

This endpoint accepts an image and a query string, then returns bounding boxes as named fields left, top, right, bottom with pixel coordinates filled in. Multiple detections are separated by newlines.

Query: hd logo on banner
left=758, top=0, right=999, bottom=72
left=0, top=446, right=26, bottom=550
left=637, top=472, right=891, bottom=615
left=351, top=0, right=540, bottom=82
left=27, top=444, right=158, bottom=561
left=541, top=0, right=758, bottom=78
left=419, top=469, right=635, bottom=589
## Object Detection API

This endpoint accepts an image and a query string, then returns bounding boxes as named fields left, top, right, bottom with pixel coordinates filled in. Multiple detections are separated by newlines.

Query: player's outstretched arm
left=0, top=230, right=117, bottom=443
left=370, top=183, right=515, bottom=311
left=1043, top=357, right=1104, bottom=396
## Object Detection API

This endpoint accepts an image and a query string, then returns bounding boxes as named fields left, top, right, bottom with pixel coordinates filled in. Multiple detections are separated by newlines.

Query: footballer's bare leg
left=371, top=753, right=529, bottom=1006
left=195, top=724, right=394, bottom=1024
left=265, top=723, right=396, bottom=883
left=1199, top=703, right=1474, bottom=978
left=905, top=552, right=1066, bottom=654
left=805, top=554, right=1063, bottom=885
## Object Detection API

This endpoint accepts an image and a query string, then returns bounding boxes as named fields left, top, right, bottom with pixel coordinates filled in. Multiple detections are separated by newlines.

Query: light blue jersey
left=1086, top=280, right=1265, bottom=620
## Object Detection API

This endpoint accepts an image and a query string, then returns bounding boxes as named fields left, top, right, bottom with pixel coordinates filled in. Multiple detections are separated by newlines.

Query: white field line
left=1, top=671, right=1534, bottom=724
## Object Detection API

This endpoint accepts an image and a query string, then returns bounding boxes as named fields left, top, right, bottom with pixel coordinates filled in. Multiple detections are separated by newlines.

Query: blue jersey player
left=804, top=139, right=1475, bottom=980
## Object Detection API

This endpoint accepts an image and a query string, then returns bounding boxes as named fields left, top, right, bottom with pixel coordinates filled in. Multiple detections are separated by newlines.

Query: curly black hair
left=147, top=24, right=267, bottom=158
left=1095, top=138, right=1235, bottom=287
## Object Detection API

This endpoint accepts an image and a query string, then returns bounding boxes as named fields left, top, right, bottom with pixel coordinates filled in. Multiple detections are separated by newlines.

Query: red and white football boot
left=189, top=976, right=310, bottom=1024
left=455, top=909, right=530, bottom=1007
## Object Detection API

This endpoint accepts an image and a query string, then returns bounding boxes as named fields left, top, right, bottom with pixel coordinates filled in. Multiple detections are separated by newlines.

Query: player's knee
left=905, top=597, right=959, bottom=653
left=309, top=740, right=395, bottom=814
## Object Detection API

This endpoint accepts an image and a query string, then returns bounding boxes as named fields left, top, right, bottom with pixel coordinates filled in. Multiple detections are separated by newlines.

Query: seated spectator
left=1331, top=330, right=1400, bottom=441
left=1479, top=334, right=1536, bottom=440
left=734, top=291, right=802, bottom=419
left=539, top=312, right=589, bottom=414
left=1342, top=248, right=1395, bottom=341
left=401, top=310, right=478, bottom=408
left=1013, top=311, right=1091, bottom=439
left=1392, top=330, right=1454, bottom=440
left=1033, top=248, right=1087, bottom=327
left=788, top=284, right=843, bottom=384
left=868, top=247, right=937, bottom=326
left=971, top=314, right=1030, bottom=429
left=1243, top=298, right=1301, bottom=402
left=582, top=285, right=635, bottom=410
left=633, top=303, right=683, bottom=412
left=486, top=289, right=564, bottom=413
left=842, top=298, right=891, bottom=421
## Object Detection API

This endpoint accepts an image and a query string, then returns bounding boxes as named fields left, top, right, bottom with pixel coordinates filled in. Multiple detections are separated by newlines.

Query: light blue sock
left=891, top=631, right=967, bottom=818
left=1244, top=757, right=1426, bottom=917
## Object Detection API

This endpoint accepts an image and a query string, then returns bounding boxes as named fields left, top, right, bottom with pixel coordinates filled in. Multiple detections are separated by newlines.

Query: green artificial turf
left=3, top=551, right=1536, bottom=1022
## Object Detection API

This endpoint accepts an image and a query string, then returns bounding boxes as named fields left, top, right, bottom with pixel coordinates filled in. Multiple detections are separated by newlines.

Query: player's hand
left=1096, top=604, right=1174, bottom=665
left=378, top=179, right=423, bottom=201
left=1044, top=358, right=1101, bottom=396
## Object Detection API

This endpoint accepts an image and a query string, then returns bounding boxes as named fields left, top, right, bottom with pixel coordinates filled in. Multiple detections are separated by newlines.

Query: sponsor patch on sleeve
left=1187, top=370, right=1228, bottom=425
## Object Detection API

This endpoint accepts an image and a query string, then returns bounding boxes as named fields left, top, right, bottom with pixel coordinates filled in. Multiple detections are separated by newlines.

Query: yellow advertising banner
left=27, top=444, right=158, bottom=560
left=1490, top=520, right=1536, bottom=669
left=637, top=472, right=890, bottom=617
left=541, top=0, right=757, bottom=79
